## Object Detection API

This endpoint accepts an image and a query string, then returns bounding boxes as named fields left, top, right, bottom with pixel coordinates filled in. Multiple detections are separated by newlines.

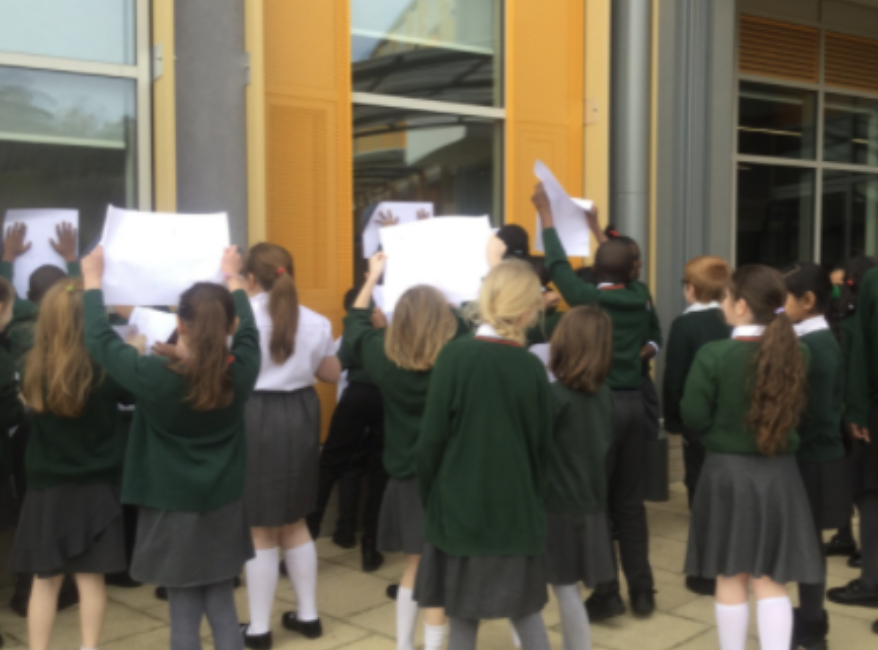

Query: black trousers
left=307, top=382, right=387, bottom=541
left=595, top=390, right=654, bottom=594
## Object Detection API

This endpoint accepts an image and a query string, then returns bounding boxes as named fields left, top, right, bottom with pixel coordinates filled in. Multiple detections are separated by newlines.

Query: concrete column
left=611, top=0, right=652, bottom=271
left=174, top=0, right=249, bottom=246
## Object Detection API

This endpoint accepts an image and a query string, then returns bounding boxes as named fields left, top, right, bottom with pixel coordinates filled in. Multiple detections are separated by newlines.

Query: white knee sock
left=424, top=623, right=446, bottom=650
left=245, top=547, right=280, bottom=635
left=395, top=587, right=418, bottom=650
left=715, top=602, right=749, bottom=650
left=757, top=597, right=792, bottom=650
left=284, top=542, right=319, bottom=622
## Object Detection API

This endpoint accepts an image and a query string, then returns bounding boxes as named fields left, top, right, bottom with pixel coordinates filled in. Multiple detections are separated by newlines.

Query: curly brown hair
left=729, top=265, right=807, bottom=456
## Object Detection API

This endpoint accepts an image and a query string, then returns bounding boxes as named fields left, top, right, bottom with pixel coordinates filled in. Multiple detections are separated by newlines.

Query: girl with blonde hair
left=415, top=258, right=553, bottom=650
left=342, top=252, right=459, bottom=650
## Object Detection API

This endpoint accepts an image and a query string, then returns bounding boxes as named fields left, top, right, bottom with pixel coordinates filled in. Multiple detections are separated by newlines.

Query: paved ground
left=0, top=482, right=872, bottom=649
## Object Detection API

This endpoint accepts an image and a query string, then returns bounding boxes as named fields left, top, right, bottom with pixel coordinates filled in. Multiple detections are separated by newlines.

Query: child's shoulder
left=298, top=304, right=332, bottom=330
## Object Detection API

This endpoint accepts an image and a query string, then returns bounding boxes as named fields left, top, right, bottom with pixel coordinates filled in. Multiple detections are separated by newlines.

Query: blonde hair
left=23, top=278, right=100, bottom=418
left=385, top=285, right=457, bottom=371
left=477, top=259, right=544, bottom=345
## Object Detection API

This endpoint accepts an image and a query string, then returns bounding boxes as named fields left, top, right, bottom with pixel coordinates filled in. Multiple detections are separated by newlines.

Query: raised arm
left=342, top=253, right=389, bottom=375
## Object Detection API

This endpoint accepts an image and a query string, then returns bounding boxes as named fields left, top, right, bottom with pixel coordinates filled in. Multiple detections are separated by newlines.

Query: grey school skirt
left=544, top=511, right=616, bottom=587
left=245, top=388, right=321, bottom=527
left=131, top=499, right=254, bottom=588
left=377, top=478, right=426, bottom=555
left=685, top=453, right=824, bottom=585
left=9, top=483, right=126, bottom=578
left=414, top=543, right=548, bottom=620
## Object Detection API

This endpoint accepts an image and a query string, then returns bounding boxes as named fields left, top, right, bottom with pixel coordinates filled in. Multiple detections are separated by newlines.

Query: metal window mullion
left=351, top=92, right=506, bottom=119
left=135, top=0, right=152, bottom=210
left=0, top=52, right=139, bottom=79
left=736, top=154, right=819, bottom=168
left=814, top=27, right=826, bottom=264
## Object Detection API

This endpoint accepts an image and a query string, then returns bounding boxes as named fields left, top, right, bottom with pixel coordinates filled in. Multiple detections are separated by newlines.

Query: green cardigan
left=418, top=336, right=553, bottom=556
left=681, top=338, right=807, bottom=455
left=847, top=268, right=878, bottom=426
left=342, top=308, right=435, bottom=479
left=83, top=288, right=261, bottom=512
left=545, top=382, right=613, bottom=515
left=542, top=227, right=656, bottom=390
left=25, top=372, right=131, bottom=490
left=798, top=329, right=845, bottom=462
left=662, top=308, right=730, bottom=433
left=0, top=348, right=24, bottom=483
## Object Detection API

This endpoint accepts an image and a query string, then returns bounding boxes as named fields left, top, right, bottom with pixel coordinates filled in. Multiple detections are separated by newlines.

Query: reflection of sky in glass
left=351, top=0, right=411, bottom=61
left=0, top=0, right=135, bottom=65
left=0, top=67, right=134, bottom=145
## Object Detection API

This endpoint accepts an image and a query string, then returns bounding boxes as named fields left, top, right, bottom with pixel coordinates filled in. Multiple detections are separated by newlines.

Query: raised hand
left=2, top=223, right=31, bottom=262
left=50, top=222, right=79, bottom=262
left=81, top=245, right=105, bottom=290
left=531, top=183, right=554, bottom=228
left=543, top=291, right=561, bottom=311
left=375, top=211, right=399, bottom=227
left=416, top=209, right=431, bottom=221
left=368, top=252, right=387, bottom=280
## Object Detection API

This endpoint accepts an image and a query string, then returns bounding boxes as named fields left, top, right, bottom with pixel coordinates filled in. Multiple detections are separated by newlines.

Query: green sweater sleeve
left=680, top=345, right=720, bottom=433
left=417, top=348, right=454, bottom=506
left=648, top=303, right=662, bottom=348
left=228, top=291, right=261, bottom=389
left=848, top=270, right=878, bottom=426
left=662, top=318, right=690, bottom=433
left=342, top=308, right=388, bottom=377
left=0, top=350, right=23, bottom=433
left=542, top=228, right=599, bottom=307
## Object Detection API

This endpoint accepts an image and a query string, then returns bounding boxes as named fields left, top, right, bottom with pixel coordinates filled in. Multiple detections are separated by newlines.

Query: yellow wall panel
left=152, top=0, right=176, bottom=213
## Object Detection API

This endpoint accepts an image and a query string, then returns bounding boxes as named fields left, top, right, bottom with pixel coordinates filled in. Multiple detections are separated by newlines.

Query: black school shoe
left=386, top=584, right=399, bottom=601
left=849, top=552, right=863, bottom=569
left=827, top=579, right=878, bottom=607
left=630, top=589, right=657, bottom=616
left=240, top=624, right=273, bottom=650
left=282, top=612, right=323, bottom=639
left=584, top=591, right=626, bottom=621
left=361, top=537, right=384, bottom=573
left=332, top=530, right=357, bottom=550
left=791, top=608, right=829, bottom=650
left=825, top=533, right=858, bottom=558
left=685, top=576, right=716, bottom=596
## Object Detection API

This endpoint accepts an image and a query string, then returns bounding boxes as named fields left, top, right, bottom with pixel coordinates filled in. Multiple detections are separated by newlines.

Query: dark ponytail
left=171, top=283, right=235, bottom=411
left=730, top=265, right=807, bottom=457
left=244, top=243, right=300, bottom=363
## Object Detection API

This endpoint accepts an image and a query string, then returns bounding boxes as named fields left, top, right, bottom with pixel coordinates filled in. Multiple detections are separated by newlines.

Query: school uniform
left=245, top=294, right=335, bottom=527
left=543, top=226, right=656, bottom=594
left=544, top=382, right=615, bottom=587
left=681, top=326, right=823, bottom=585
left=9, top=372, right=130, bottom=578
left=414, top=325, right=553, bottom=620
left=0, top=347, right=24, bottom=529
left=82, top=288, right=260, bottom=588
left=662, top=302, right=731, bottom=505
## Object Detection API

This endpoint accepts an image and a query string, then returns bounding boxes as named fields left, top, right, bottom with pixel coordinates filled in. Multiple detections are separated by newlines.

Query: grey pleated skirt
left=544, top=511, right=616, bottom=587
left=245, top=388, right=321, bottom=527
left=131, top=499, right=254, bottom=588
left=685, top=453, right=824, bottom=585
left=414, top=543, right=548, bottom=620
left=377, top=477, right=426, bottom=554
left=798, top=456, right=852, bottom=531
left=9, top=483, right=126, bottom=578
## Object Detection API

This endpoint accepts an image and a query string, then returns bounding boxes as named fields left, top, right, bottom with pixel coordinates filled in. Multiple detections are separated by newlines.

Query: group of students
left=0, top=181, right=877, bottom=650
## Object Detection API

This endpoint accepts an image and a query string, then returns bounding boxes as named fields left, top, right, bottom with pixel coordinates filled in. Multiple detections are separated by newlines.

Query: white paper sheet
left=362, top=202, right=433, bottom=258
left=528, top=343, right=557, bottom=382
left=112, top=325, right=135, bottom=342
left=532, top=161, right=592, bottom=257
left=128, top=307, right=178, bottom=355
left=100, top=206, right=230, bottom=306
left=379, top=216, right=491, bottom=313
left=2, top=209, right=79, bottom=297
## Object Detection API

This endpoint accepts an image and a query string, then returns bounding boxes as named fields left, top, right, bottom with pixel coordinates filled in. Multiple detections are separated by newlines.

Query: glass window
left=738, top=81, right=817, bottom=160
left=353, top=104, right=501, bottom=277
left=821, top=170, right=878, bottom=270
left=351, top=0, right=501, bottom=107
left=824, top=93, right=878, bottom=166
left=0, top=0, right=136, bottom=65
left=737, top=163, right=815, bottom=268
left=0, top=67, right=138, bottom=250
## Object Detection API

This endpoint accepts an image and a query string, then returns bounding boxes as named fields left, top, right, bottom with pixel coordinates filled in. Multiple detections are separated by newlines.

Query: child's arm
left=531, top=185, right=599, bottom=307
left=342, top=254, right=388, bottom=374
left=417, top=348, right=455, bottom=506
left=661, top=320, right=689, bottom=433
left=680, top=345, right=720, bottom=434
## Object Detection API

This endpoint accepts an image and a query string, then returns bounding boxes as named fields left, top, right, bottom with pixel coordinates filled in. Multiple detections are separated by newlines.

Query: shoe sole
left=586, top=603, right=626, bottom=622
left=826, top=596, right=878, bottom=608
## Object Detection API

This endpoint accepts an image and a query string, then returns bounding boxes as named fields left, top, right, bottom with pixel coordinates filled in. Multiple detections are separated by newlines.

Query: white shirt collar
left=684, top=301, right=721, bottom=314
left=732, top=325, right=765, bottom=339
left=794, top=315, right=830, bottom=338
left=476, top=324, right=505, bottom=339
left=597, top=282, right=614, bottom=289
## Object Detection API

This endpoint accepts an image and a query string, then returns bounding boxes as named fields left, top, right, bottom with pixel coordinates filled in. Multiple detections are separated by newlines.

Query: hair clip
left=276, top=267, right=286, bottom=276
left=847, top=279, right=855, bottom=287
left=775, top=307, right=786, bottom=315
left=609, top=229, right=620, bottom=238
left=66, top=285, right=74, bottom=293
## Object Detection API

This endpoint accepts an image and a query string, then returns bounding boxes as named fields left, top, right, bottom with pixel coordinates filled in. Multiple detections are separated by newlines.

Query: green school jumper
left=542, top=227, right=654, bottom=390
left=83, top=289, right=261, bottom=513
left=797, top=322, right=845, bottom=463
left=0, top=348, right=24, bottom=483
left=847, top=267, right=878, bottom=427
left=545, top=382, right=613, bottom=515
left=662, top=307, right=731, bottom=434
left=418, top=335, right=553, bottom=556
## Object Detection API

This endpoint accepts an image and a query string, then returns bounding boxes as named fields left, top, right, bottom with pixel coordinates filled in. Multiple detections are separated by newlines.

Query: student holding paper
left=10, top=278, right=132, bottom=650
left=80, top=245, right=260, bottom=650
left=343, top=253, right=458, bottom=650
left=239, top=243, right=341, bottom=649
left=534, top=184, right=658, bottom=620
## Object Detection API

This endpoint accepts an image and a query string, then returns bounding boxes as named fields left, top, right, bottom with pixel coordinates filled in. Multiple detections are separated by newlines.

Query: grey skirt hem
left=414, top=543, right=548, bottom=620
left=685, top=454, right=824, bottom=585
left=9, top=483, right=126, bottom=577
left=377, top=478, right=426, bottom=555
left=245, top=389, right=321, bottom=527
left=544, top=511, right=616, bottom=588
